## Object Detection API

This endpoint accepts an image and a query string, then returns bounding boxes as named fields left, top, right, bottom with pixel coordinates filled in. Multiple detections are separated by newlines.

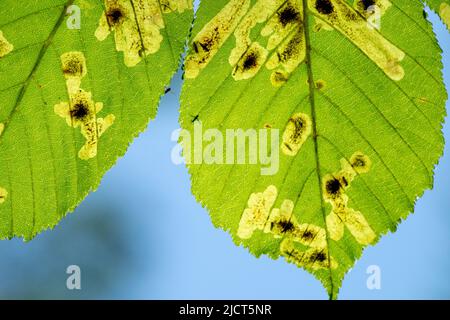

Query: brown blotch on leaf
left=61, top=52, right=87, bottom=79
left=325, top=177, right=342, bottom=198
left=315, top=79, right=326, bottom=90
left=278, top=29, right=303, bottom=63
left=106, top=5, right=126, bottom=26
left=360, top=0, right=376, bottom=10
left=63, top=59, right=84, bottom=78
left=70, top=100, right=90, bottom=121
left=278, top=6, right=301, bottom=26
left=291, top=116, right=306, bottom=139
left=350, top=152, right=372, bottom=174
left=242, top=51, right=259, bottom=70
left=315, top=0, right=334, bottom=15
left=352, top=156, right=366, bottom=168
left=301, top=230, right=315, bottom=241
left=232, top=42, right=268, bottom=80
left=193, top=26, right=220, bottom=54
left=281, top=113, right=312, bottom=156
left=310, top=250, right=327, bottom=262
left=278, top=220, right=295, bottom=233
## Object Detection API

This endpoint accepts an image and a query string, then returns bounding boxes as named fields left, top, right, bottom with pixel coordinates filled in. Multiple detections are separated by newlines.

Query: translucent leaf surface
left=0, top=0, right=193, bottom=240
left=180, top=0, right=448, bottom=298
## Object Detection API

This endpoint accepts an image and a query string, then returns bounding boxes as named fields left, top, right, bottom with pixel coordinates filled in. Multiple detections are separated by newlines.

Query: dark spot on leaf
left=70, top=102, right=90, bottom=120
left=106, top=7, right=125, bottom=26
left=315, top=0, right=334, bottom=15
left=243, top=51, right=258, bottom=70
left=279, top=29, right=303, bottom=63
left=283, top=143, right=293, bottom=151
left=285, top=249, right=295, bottom=258
left=195, top=26, right=220, bottom=54
left=310, top=250, right=327, bottom=262
left=290, top=115, right=305, bottom=140
left=361, top=0, right=375, bottom=10
left=345, top=11, right=358, bottom=21
left=326, top=177, right=342, bottom=196
left=192, top=41, right=200, bottom=53
left=278, top=6, right=300, bottom=26
left=278, top=220, right=295, bottom=233
left=352, top=155, right=367, bottom=169
left=341, top=176, right=349, bottom=187
left=302, top=230, right=315, bottom=241
left=63, top=59, right=83, bottom=77
left=199, top=41, right=212, bottom=52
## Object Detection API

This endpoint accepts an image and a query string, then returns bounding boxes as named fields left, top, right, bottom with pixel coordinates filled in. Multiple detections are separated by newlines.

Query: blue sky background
left=0, top=8, right=449, bottom=300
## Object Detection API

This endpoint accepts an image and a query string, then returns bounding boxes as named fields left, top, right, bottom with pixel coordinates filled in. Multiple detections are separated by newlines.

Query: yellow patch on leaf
left=0, top=31, right=13, bottom=58
left=281, top=113, right=312, bottom=156
left=440, top=3, right=450, bottom=31
left=95, top=0, right=192, bottom=67
left=237, top=185, right=278, bottom=239
left=185, top=0, right=251, bottom=79
left=0, top=187, right=7, bottom=204
left=308, top=0, right=404, bottom=81
left=238, top=185, right=338, bottom=271
left=54, top=52, right=115, bottom=160
left=323, top=151, right=376, bottom=245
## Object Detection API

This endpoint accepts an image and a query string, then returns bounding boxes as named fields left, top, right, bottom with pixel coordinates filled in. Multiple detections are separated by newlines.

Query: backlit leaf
left=0, top=0, right=193, bottom=240
left=180, top=0, right=448, bottom=298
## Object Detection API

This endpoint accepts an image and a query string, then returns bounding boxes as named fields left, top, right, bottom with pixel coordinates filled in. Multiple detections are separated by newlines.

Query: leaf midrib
left=301, top=0, right=335, bottom=299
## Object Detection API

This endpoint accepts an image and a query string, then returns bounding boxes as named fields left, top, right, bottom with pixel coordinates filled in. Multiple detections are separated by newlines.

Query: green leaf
left=180, top=0, right=448, bottom=298
left=0, top=0, right=193, bottom=240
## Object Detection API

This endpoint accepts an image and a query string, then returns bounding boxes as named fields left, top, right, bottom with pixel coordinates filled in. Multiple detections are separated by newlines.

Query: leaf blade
left=180, top=0, right=447, bottom=298
left=0, top=0, right=194, bottom=240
